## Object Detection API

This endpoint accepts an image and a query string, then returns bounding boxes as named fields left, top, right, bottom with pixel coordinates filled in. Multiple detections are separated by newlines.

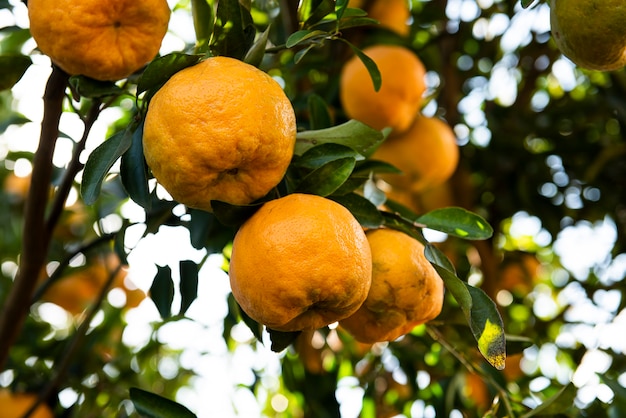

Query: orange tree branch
left=45, top=100, right=101, bottom=233
left=0, top=65, right=69, bottom=371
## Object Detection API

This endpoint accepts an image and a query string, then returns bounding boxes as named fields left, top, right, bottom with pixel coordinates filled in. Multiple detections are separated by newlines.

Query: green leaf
left=68, top=76, right=125, bottom=98
left=466, top=285, right=506, bottom=370
left=295, top=119, right=385, bottom=156
left=150, top=265, right=174, bottom=319
left=120, top=122, right=151, bottom=210
left=0, top=55, right=31, bottom=91
left=191, top=0, right=214, bottom=44
left=520, top=383, right=577, bottom=418
left=344, top=41, right=381, bottom=91
left=286, top=29, right=328, bottom=48
left=210, top=0, right=256, bottom=60
left=293, top=143, right=362, bottom=170
left=298, top=0, right=335, bottom=28
left=294, top=157, right=356, bottom=196
left=330, top=193, right=384, bottom=228
left=114, top=222, right=129, bottom=266
left=268, top=328, right=301, bottom=352
left=188, top=209, right=213, bottom=250
left=179, top=260, right=199, bottom=316
left=244, top=25, right=270, bottom=67
left=81, top=129, right=133, bottom=205
left=294, top=44, right=318, bottom=64
left=234, top=299, right=264, bottom=342
left=337, top=16, right=380, bottom=30
left=416, top=207, right=494, bottom=240
left=129, top=388, right=196, bottom=418
left=211, top=200, right=264, bottom=227
left=520, top=0, right=536, bottom=8
left=0, top=27, right=31, bottom=55
left=137, top=53, right=202, bottom=95
left=0, top=112, right=29, bottom=134
left=307, top=93, right=332, bottom=130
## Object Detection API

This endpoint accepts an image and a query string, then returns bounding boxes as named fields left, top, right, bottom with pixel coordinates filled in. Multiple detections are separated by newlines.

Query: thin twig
left=46, top=100, right=102, bottom=234
left=0, top=66, right=69, bottom=371
left=23, top=261, right=124, bottom=418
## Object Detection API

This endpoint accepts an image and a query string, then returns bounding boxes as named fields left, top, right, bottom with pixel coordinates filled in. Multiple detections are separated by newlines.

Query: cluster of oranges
left=26, top=0, right=449, bottom=346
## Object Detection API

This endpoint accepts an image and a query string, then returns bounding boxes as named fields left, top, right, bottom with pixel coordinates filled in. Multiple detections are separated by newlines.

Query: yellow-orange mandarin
left=28, top=0, right=170, bottom=80
left=340, top=44, right=426, bottom=134
left=340, top=228, right=444, bottom=343
left=372, top=114, right=459, bottom=193
left=229, top=193, right=372, bottom=332
left=143, top=57, right=296, bottom=212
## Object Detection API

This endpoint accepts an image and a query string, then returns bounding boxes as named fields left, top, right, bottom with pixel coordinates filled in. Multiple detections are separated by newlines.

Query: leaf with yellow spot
left=467, top=285, right=506, bottom=370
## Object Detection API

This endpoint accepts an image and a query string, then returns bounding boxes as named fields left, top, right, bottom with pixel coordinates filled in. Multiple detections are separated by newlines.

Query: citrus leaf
left=330, top=193, right=384, bottom=228
left=234, top=299, right=264, bottom=342
left=268, top=328, right=301, bottom=352
left=294, top=157, right=356, bottom=196
left=0, top=55, right=31, bottom=91
left=286, top=29, right=328, bottom=48
left=129, top=388, right=196, bottom=418
left=137, top=53, right=202, bottom=95
left=179, top=260, right=199, bottom=316
left=120, top=122, right=151, bottom=210
left=338, top=16, right=380, bottom=30
left=294, top=44, right=318, bottom=64
left=81, top=129, right=133, bottom=205
left=416, top=207, right=494, bottom=240
left=68, top=76, right=124, bottom=98
left=344, top=41, right=381, bottom=91
left=0, top=27, right=31, bottom=54
left=520, top=383, right=577, bottom=418
left=307, top=93, right=332, bottom=130
left=211, top=0, right=256, bottom=60
left=295, top=119, right=385, bottom=157
left=520, top=0, right=536, bottom=8
left=150, top=265, right=174, bottom=319
left=293, top=143, right=362, bottom=170
left=466, top=285, right=506, bottom=370
left=211, top=200, right=264, bottom=227
left=191, top=0, right=214, bottom=44
left=0, top=112, right=29, bottom=134
left=244, top=25, right=270, bottom=67
left=298, top=0, right=335, bottom=28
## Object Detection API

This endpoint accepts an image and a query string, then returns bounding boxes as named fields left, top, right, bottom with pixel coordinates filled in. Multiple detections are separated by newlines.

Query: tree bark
left=0, top=66, right=68, bottom=371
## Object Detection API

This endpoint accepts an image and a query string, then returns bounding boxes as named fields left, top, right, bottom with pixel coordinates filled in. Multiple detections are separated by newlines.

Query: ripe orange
left=143, top=57, right=297, bottom=212
left=340, top=228, right=444, bottom=343
left=40, top=253, right=143, bottom=315
left=229, top=193, right=372, bottom=332
left=340, top=44, right=426, bottom=134
left=349, top=0, right=411, bottom=36
left=0, top=389, right=53, bottom=418
left=372, top=114, right=459, bottom=193
left=372, top=0, right=411, bottom=36
left=28, top=0, right=170, bottom=81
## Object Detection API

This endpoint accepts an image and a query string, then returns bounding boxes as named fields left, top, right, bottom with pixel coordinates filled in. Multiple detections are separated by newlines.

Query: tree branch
left=0, top=66, right=69, bottom=371
left=45, top=100, right=101, bottom=233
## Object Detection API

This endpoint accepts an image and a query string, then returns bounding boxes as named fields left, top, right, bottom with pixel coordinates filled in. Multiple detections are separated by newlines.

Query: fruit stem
left=0, top=66, right=69, bottom=371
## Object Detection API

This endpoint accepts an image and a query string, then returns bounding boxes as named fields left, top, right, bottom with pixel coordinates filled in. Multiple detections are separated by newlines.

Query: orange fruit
left=368, top=0, right=411, bottom=36
left=340, top=228, right=444, bottom=343
left=143, top=57, right=297, bottom=212
left=372, top=114, right=459, bottom=193
left=229, top=193, right=372, bottom=332
left=0, top=389, right=53, bottom=418
left=39, top=253, right=143, bottom=315
left=28, top=0, right=170, bottom=81
left=550, top=0, right=626, bottom=71
left=350, top=0, right=411, bottom=36
left=340, top=44, right=426, bottom=134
